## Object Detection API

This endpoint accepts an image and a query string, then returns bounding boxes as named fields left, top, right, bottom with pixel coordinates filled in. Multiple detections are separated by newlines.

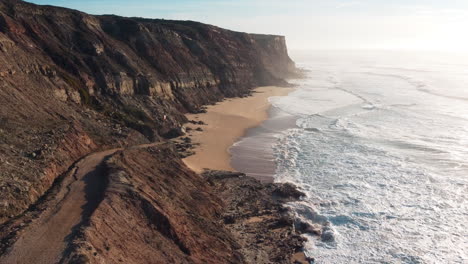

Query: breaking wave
left=269, top=51, right=468, bottom=263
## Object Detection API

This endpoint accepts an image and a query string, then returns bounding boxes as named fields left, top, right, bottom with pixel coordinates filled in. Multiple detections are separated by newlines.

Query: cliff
left=60, top=147, right=306, bottom=264
left=0, top=0, right=303, bottom=263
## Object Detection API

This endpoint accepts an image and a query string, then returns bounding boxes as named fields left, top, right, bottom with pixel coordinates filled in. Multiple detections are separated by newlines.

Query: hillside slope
left=0, top=0, right=297, bottom=223
left=0, top=1, right=309, bottom=263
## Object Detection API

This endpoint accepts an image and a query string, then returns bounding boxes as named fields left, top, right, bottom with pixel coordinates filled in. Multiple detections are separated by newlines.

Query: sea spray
left=269, top=51, right=468, bottom=263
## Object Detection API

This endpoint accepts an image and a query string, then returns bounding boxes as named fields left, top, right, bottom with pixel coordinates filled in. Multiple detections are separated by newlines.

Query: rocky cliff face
left=60, top=147, right=305, bottom=264
left=0, top=0, right=297, bottom=224
left=0, top=0, right=304, bottom=263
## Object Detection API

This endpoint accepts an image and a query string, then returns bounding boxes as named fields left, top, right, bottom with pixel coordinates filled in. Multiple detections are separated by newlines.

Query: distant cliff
left=0, top=0, right=297, bottom=222
left=0, top=0, right=304, bottom=263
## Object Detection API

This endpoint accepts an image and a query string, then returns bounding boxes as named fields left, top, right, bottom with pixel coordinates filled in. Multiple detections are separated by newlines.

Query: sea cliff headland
left=0, top=0, right=307, bottom=263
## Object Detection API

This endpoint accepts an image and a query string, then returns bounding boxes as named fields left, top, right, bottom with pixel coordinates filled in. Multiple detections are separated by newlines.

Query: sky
left=27, top=0, right=468, bottom=52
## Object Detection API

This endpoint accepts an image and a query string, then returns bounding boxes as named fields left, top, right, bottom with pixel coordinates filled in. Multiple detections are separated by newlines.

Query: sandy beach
left=182, top=86, right=294, bottom=173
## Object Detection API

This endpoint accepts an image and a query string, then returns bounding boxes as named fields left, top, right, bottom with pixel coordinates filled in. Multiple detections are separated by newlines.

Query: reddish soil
left=0, top=149, right=119, bottom=264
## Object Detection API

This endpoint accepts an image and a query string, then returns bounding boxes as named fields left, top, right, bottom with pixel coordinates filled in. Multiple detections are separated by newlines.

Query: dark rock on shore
left=272, top=182, right=305, bottom=200
left=204, top=171, right=308, bottom=263
left=189, top=120, right=207, bottom=125
left=296, top=220, right=322, bottom=236
left=172, top=135, right=198, bottom=158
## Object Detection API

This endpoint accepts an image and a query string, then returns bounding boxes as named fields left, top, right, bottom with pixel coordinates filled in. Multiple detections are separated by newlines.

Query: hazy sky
left=27, top=0, right=468, bottom=52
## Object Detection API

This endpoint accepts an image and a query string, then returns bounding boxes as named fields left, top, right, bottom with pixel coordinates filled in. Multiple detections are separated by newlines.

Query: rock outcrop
left=0, top=0, right=304, bottom=263
left=61, top=147, right=306, bottom=264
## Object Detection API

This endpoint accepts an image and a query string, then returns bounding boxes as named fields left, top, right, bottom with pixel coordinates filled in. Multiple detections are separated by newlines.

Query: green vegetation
left=60, top=72, right=91, bottom=105
left=99, top=102, right=156, bottom=140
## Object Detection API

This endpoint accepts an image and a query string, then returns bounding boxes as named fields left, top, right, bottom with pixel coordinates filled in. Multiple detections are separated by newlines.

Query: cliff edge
left=0, top=0, right=304, bottom=263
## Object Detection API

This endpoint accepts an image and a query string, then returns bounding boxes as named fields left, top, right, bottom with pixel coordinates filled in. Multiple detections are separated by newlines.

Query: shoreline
left=230, top=105, right=299, bottom=182
left=182, top=86, right=294, bottom=175
left=181, top=85, right=311, bottom=263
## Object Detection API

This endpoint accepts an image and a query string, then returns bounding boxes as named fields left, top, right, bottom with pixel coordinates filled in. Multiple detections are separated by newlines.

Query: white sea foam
left=270, top=51, right=468, bottom=263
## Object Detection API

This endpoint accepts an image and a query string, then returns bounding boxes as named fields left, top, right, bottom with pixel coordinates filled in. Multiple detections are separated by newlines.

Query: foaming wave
left=272, top=51, right=468, bottom=263
left=273, top=124, right=468, bottom=263
left=363, top=72, right=468, bottom=102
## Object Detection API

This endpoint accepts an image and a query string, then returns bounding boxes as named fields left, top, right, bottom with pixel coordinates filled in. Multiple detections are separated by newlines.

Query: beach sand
left=182, top=86, right=293, bottom=173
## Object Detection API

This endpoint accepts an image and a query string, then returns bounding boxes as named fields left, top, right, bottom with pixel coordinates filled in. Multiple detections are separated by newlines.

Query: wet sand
left=182, top=86, right=294, bottom=175
left=229, top=107, right=298, bottom=182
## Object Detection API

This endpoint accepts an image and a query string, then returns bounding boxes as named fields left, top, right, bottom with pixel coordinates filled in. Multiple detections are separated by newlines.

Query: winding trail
left=0, top=142, right=165, bottom=264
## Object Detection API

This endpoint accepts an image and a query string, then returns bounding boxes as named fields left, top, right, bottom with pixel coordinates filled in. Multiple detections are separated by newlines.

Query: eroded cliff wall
left=61, top=146, right=305, bottom=264
left=0, top=0, right=297, bottom=224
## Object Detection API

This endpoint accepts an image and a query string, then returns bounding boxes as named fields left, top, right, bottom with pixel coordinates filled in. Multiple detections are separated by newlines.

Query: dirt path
left=0, top=142, right=165, bottom=264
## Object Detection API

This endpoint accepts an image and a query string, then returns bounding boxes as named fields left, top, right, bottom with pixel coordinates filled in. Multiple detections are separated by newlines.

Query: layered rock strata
left=0, top=0, right=297, bottom=222
left=0, top=0, right=304, bottom=263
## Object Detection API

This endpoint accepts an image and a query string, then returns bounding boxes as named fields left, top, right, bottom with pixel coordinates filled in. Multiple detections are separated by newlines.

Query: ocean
left=231, top=50, right=468, bottom=263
